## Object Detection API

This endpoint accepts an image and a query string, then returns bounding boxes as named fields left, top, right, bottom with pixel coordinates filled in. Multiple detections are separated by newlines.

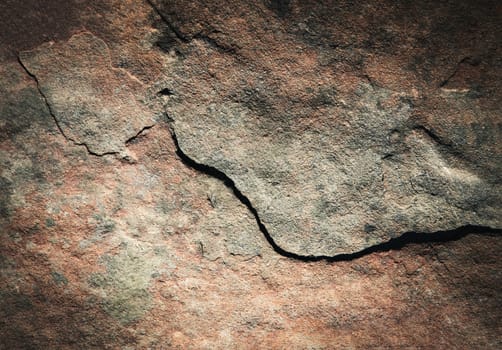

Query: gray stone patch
left=166, top=57, right=501, bottom=256
left=87, top=242, right=167, bottom=324
left=18, top=32, right=157, bottom=155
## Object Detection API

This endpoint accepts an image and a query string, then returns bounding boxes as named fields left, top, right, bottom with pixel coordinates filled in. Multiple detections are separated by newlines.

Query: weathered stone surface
left=0, top=1, right=501, bottom=349
left=19, top=32, right=158, bottom=156
left=155, top=0, right=502, bottom=255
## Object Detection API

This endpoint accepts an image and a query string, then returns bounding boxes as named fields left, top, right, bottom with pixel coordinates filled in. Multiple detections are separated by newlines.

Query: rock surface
left=19, top=32, right=159, bottom=156
left=0, top=0, right=501, bottom=349
left=154, top=0, right=502, bottom=256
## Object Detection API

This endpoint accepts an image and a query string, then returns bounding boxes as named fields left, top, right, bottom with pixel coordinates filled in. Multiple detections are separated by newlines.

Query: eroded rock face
left=154, top=0, right=502, bottom=255
left=0, top=0, right=501, bottom=349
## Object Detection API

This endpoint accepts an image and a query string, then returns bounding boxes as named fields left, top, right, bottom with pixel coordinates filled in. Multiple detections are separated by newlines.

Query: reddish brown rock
left=0, top=1, right=501, bottom=349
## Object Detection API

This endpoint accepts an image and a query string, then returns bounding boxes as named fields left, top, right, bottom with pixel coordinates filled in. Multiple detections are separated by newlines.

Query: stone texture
left=19, top=32, right=159, bottom=156
left=0, top=0, right=501, bottom=349
left=155, top=0, right=502, bottom=256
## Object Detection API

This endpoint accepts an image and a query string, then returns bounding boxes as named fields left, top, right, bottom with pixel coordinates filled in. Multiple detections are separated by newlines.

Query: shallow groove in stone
left=145, top=0, right=188, bottom=43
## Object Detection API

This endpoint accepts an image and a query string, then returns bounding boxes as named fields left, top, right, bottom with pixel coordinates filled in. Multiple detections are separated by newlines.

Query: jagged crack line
left=126, top=124, right=156, bottom=144
left=168, top=127, right=303, bottom=259
left=168, top=126, right=502, bottom=262
left=78, top=144, right=118, bottom=157
left=439, top=57, right=471, bottom=88
left=17, top=55, right=72, bottom=143
left=18, top=55, right=112, bottom=157
left=146, top=1, right=238, bottom=55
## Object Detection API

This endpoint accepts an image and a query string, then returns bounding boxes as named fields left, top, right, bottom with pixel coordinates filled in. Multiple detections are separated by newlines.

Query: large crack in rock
left=153, top=0, right=502, bottom=256
left=170, top=126, right=502, bottom=260
left=167, top=85, right=501, bottom=257
left=18, top=32, right=158, bottom=156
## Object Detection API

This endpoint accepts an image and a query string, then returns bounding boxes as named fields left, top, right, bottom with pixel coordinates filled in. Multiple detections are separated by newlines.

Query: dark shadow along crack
left=125, top=124, right=156, bottom=144
left=192, top=32, right=238, bottom=54
left=147, top=5, right=500, bottom=260
left=168, top=125, right=501, bottom=262
left=439, top=56, right=478, bottom=88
